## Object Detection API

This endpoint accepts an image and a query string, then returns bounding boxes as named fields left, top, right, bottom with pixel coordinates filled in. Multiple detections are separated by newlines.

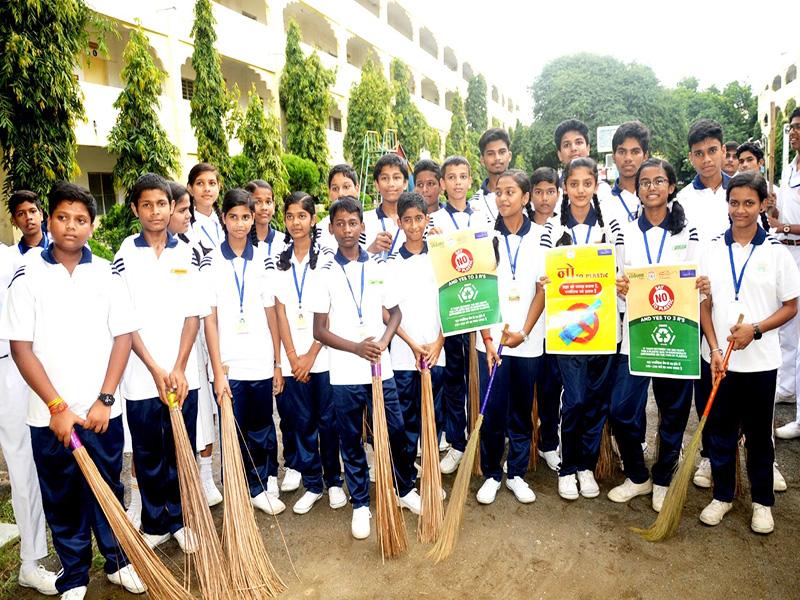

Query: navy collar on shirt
left=724, top=226, right=767, bottom=247
left=376, top=203, right=398, bottom=222
left=41, top=245, right=92, bottom=265
left=399, top=242, right=428, bottom=259
left=692, top=171, right=731, bottom=191
left=480, top=178, right=491, bottom=195
left=637, top=213, right=669, bottom=232
left=334, top=247, right=369, bottom=266
left=18, top=234, right=47, bottom=255
left=133, top=232, right=178, bottom=249
left=496, top=216, right=532, bottom=237
left=220, top=239, right=254, bottom=260
left=261, top=227, right=276, bottom=244
left=564, top=206, right=599, bottom=228
left=444, top=202, right=474, bottom=216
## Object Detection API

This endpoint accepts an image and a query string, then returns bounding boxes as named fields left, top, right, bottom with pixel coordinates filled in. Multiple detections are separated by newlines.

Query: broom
left=167, top=392, right=232, bottom=600
left=595, top=422, right=619, bottom=480
left=633, top=315, right=742, bottom=542
left=69, top=431, right=193, bottom=600
left=468, top=334, right=481, bottom=476
left=417, top=358, right=444, bottom=544
left=528, top=387, right=540, bottom=471
left=428, top=326, right=509, bottom=563
left=370, top=362, right=409, bottom=560
left=218, top=371, right=287, bottom=598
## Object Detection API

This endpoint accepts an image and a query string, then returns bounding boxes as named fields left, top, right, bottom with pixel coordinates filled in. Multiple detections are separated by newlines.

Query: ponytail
left=309, top=226, right=320, bottom=269
left=559, top=193, right=570, bottom=226
left=524, top=200, right=536, bottom=223
left=760, top=210, right=770, bottom=231
left=276, top=242, right=292, bottom=271
left=492, top=213, right=502, bottom=266
left=591, top=194, right=604, bottom=228
left=667, top=200, right=687, bottom=236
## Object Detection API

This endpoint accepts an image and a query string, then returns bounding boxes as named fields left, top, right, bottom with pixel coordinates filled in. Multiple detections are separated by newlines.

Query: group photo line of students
left=1, top=112, right=799, bottom=599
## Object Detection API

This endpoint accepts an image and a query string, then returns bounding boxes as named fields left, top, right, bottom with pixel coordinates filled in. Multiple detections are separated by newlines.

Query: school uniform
left=113, top=233, right=207, bottom=536
left=363, top=203, right=405, bottom=260
left=699, top=227, right=800, bottom=505
left=610, top=214, right=700, bottom=486
left=475, top=218, right=545, bottom=480
left=192, top=210, right=224, bottom=255
left=676, top=172, right=731, bottom=243
left=315, top=216, right=337, bottom=253
left=469, top=178, right=498, bottom=221
left=308, top=249, right=415, bottom=508
left=269, top=244, right=342, bottom=495
left=600, top=180, right=641, bottom=231
left=0, top=246, right=137, bottom=593
left=254, top=227, right=287, bottom=259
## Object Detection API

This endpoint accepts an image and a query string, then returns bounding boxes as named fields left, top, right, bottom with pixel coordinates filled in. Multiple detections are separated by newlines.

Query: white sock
left=128, top=477, right=141, bottom=509
left=198, top=455, right=213, bottom=482
left=20, top=559, right=37, bottom=574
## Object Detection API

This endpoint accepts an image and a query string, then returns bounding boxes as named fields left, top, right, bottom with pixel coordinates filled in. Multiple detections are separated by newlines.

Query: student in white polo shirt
left=317, top=164, right=361, bottom=252
left=202, top=188, right=286, bottom=516
left=188, top=162, right=223, bottom=255
left=676, top=119, right=731, bottom=243
left=601, top=121, right=649, bottom=228
left=468, top=128, right=513, bottom=222
left=113, top=173, right=206, bottom=553
left=310, top=196, right=420, bottom=540
left=697, top=171, right=800, bottom=534
left=475, top=170, right=546, bottom=505
left=554, top=119, right=613, bottom=204
left=363, top=153, right=409, bottom=260
left=1, top=183, right=144, bottom=599
left=246, top=179, right=286, bottom=258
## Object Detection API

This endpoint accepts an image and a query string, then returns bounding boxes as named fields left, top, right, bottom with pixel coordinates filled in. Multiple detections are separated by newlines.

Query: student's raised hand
left=695, top=275, right=711, bottom=297
left=273, top=367, right=284, bottom=395
left=728, top=323, right=755, bottom=351
left=50, top=409, right=86, bottom=448
left=355, top=337, right=382, bottom=363
left=168, top=367, right=189, bottom=405
left=84, top=400, right=111, bottom=435
left=537, top=275, right=551, bottom=288
left=367, top=232, right=393, bottom=254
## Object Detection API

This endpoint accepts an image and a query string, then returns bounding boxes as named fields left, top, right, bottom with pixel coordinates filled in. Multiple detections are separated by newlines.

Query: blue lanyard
left=230, top=257, right=248, bottom=314
left=200, top=221, right=220, bottom=247
left=503, top=234, right=522, bottom=280
left=291, top=260, right=309, bottom=309
left=728, top=243, right=756, bottom=301
left=643, top=228, right=668, bottom=265
left=379, top=217, right=400, bottom=255
left=570, top=225, right=592, bottom=245
left=448, top=209, right=472, bottom=231
left=613, top=188, right=637, bottom=221
left=341, top=262, right=365, bottom=324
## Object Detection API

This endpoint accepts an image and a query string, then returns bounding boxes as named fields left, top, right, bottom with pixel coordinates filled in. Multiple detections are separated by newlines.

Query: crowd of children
left=1, top=114, right=799, bottom=599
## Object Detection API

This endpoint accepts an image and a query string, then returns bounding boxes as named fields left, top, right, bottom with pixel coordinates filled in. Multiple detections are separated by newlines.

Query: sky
left=405, top=0, right=798, bottom=119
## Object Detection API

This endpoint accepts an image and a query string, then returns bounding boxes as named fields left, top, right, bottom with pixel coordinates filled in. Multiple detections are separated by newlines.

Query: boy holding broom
left=0, top=183, right=145, bottom=599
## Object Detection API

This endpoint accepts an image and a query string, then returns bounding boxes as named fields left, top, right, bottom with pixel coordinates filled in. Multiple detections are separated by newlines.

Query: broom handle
left=702, top=314, right=744, bottom=419
left=70, top=430, right=83, bottom=450
left=371, top=362, right=381, bottom=378
left=478, top=325, right=510, bottom=415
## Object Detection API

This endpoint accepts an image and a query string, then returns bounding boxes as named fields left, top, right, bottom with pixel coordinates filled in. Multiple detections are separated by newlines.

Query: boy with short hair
left=318, top=164, right=361, bottom=252
left=7, top=190, right=48, bottom=260
left=554, top=119, right=613, bottom=200
left=310, top=196, right=420, bottom=540
left=113, top=173, right=207, bottom=553
left=724, top=141, right=740, bottom=176
left=602, top=121, right=650, bottom=226
left=0, top=182, right=144, bottom=599
left=413, top=159, right=444, bottom=214
left=364, top=153, right=409, bottom=258
left=469, top=128, right=513, bottom=220
left=737, top=142, right=765, bottom=173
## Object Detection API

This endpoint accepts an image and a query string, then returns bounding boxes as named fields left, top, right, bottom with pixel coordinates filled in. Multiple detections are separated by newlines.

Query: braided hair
left=725, top=170, right=772, bottom=231
left=187, top=162, right=223, bottom=225
left=277, top=192, right=319, bottom=271
left=559, top=157, right=604, bottom=244
left=492, top=169, right=533, bottom=265
left=635, top=158, right=686, bottom=235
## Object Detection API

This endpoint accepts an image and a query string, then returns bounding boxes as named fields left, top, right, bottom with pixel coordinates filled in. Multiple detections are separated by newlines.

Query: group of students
left=1, top=113, right=799, bottom=599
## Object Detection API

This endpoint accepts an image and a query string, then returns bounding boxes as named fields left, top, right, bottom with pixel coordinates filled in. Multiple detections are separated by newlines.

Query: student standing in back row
left=469, top=128, right=514, bottom=221
left=188, top=163, right=223, bottom=255
left=363, top=154, right=409, bottom=259
left=554, top=119, right=613, bottom=203
left=601, top=121, right=650, bottom=227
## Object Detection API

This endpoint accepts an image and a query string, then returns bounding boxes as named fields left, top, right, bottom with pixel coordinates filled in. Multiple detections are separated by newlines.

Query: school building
left=757, top=50, right=800, bottom=165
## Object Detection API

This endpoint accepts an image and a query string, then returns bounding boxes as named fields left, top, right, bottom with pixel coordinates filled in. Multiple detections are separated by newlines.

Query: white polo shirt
left=255, top=227, right=287, bottom=259
left=0, top=247, right=138, bottom=426
left=676, top=172, right=730, bottom=244
left=777, top=157, right=800, bottom=243
left=269, top=244, right=333, bottom=375
left=385, top=243, right=445, bottom=371
left=0, top=242, right=46, bottom=360
left=699, top=227, right=800, bottom=372
left=308, top=249, right=399, bottom=385
left=475, top=217, right=546, bottom=358
left=469, top=179, right=498, bottom=222
left=315, top=216, right=337, bottom=253
left=114, top=233, right=208, bottom=400
left=363, top=203, right=405, bottom=260
left=540, top=206, right=620, bottom=249
left=600, top=180, right=641, bottom=229
left=429, top=201, right=494, bottom=235
left=192, top=210, right=224, bottom=255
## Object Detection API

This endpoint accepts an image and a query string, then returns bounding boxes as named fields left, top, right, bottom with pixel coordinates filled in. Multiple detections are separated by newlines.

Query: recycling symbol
left=458, top=283, right=478, bottom=303
left=651, top=324, right=675, bottom=346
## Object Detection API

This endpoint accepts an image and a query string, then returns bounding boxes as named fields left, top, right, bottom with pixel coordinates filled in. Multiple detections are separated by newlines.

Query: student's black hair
left=478, top=128, right=511, bottom=154
left=530, top=167, right=560, bottom=189
left=736, top=142, right=764, bottom=162
left=48, top=182, right=97, bottom=221
left=8, top=190, right=43, bottom=216
left=221, top=188, right=254, bottom=215
left=187, top=162, right=222, bottom=224
left=790, top=107, right=800, bottom=122
left=327, top=163, right=359, bottom=188
left=612, top=121, right=650, bottom=155
left=554, top=119, right=589, bottom=150
left=372, top=153, right=409, bottom=182
left=329, top=195, right=363, bottom=222
left=687, top=118, right=723, bottom=149
left=634, top=158, right=686, bottom=235
left=413, top=158, right=441, bottom=180
left=725, top=141, right=739, bottom=151
left=397, top=191, right=426, bottom=218
left=168, top=182, right=189, bottom=205
left=726, top=170, right=771, bottom=230
left=130, top=172, right=172, bottom=207
left=277, top=191, right=319, bottom=271
left=245, top=179, right=278, bottom=247
left=492, top=169, right=534, bottom=264
left=440, top=155, right=471, bottom=177
left=559, top=157, right=604, bottom=229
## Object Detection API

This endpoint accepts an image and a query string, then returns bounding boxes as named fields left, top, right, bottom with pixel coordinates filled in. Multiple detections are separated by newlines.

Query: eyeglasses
left=639, top=177, right=669, bottom=190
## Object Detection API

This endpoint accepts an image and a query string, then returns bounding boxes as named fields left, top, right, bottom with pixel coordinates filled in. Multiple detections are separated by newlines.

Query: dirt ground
left=9, top=401, right=800, bottom=600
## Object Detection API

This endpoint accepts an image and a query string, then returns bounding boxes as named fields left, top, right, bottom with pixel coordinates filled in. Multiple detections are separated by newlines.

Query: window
left=87, top=172, right=116, bottom=216
left=328, top=116, right=342, bottom=132
left=242, top=11, right=256, bottom=20
left=181, top=78, right=195, bottom=101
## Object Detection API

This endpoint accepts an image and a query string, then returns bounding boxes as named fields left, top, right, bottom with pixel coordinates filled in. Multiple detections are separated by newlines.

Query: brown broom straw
left=528, top=387, right=540, bottom=471
left=417, top=358, right=444, bottom=544
left=218, top=371, right=286, bottom=598
left=428, top=326, right=509, bottom=563
left=468, top=334, right=481, bottom=476
left=167, top=392, right=232, bottom=600
left=632, top=315, right=742, bottom=542
left=69, top=431, right=193, bottom=600
left=595, top=422, right=618, bottom=480
left=370, top=362, right=409, bottom=560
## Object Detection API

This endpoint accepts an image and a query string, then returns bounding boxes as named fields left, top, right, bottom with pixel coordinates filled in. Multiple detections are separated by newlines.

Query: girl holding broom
left=696, top=171, right=800, bottom=533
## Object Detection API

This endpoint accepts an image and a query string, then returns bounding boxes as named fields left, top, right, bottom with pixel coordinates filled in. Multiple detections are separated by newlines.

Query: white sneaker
left=558, top=474, right=579, bottom=500
left=18, top=564, right=58, bottom=595
left=281, top=468, right=302, bottom=492
left=776, top=421, right=800, bottom=439
left=699, top=499, right=733, bottom=526
left=141, top=531, right=171, bottom=549
left=439, top=448, right=463, bottom=474
left=126, top=486, right=141, bottom=530
left=775, top=392, right=795, bottom=404
left=476, top=478, right=502, bottom=504
left=107, top=564, right=146, bottom=594
left=251, top=491, right=286, bottom=515
left=607, top=478, right=652, bottom=503
left=438, top=433, right=450, bottom=452
left=693, top=457, right=712, bottom=488
left=505, top=476, right=536, bottom=503
left=537, top=449, right=560, bottom=471
left=774, top=464, right=788, bottom=492
left=577, top=470, right=600, bottom=498
left=173, top=527, right=198, bottom=554
left=652, top=484, right=668, bottom=513
left=293, top=491, right=323, bottom=515
left=328, top=486, right=347, bottom=509
left=351, top=506, right=371, bottom=539
left=399, top=489, right=422, bottom=515
left=203, top=477, right=223, bottom=507
left=751, top=503, right=774, bottom=534
left=60, top=586, right=87, bottom=600
left=267, top=475, right=281, bottom=496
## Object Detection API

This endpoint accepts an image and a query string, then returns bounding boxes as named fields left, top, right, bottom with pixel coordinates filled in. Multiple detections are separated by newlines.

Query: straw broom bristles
left=528, top=388, right=540, bottom=471
left=417, top=359, right=444, bottom=544
left=168, top=392, right=232, bottom=600
left=370, top=362, right=409, bottom=560
left=218, top=375, right=286, bottom=598
left=69, top=431, right=193, bottom=600
left=595, top=422, right=618, bottom=480
left=468, top=334, right=481, bottom=476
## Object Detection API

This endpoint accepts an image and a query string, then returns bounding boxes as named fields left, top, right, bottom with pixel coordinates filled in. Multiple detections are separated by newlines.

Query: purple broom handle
left=371, top=362, right=381, bottom=378
left=479, top=342, right=505, bottom=415
left=69, top=430, right=82, bottom=450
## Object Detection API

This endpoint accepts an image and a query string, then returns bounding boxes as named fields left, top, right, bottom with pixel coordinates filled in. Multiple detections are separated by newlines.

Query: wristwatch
left=518, top=330, right=529, bottom=343
left=752, top=322, right=762, bottom=341
left=783, top=224, right=791, bottom=234
left=97, top=392, right=116, bottom=407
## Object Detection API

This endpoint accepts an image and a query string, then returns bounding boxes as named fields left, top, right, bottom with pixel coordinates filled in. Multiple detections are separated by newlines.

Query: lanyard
left=448, top=209, right=472, bottom=231
left=379, top=217, right=400, bottom=255
left=643, top=228, right=668, bottom=265
left=613, top=188, right=637, bottom=221
left=200, top=220, right=220, bottom=248
left=230, top=257, right=248, bottom=315
left=789, top=163, right=800, bottom=189
left=341, top=262, right=365, bottom=324
left=504, top=234, right=522, bottom=280
left=728, top=243, right=756, bottom=301
left=291, top=260, right=309, bottom=308
left=570, top=225, right=592, bottom=245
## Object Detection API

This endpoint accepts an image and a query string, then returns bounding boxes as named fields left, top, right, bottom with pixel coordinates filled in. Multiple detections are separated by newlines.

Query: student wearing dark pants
left=536, top=351, right=562, bottom=469
left=394, top=366, right=444, bottom=457
left=442, top=334, right=469, bottom=459
left=228, top=380, right=277, bottom=495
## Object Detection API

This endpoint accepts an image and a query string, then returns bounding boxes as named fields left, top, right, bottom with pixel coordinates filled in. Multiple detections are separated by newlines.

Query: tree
left=445, top=92, right=467, bottom=157
left=279, top=20, right=334, bottom=194
left=465, top=74, right=488, bottom=133
left=344, top=54, right=394, bottom=178
left=0, top=0, right=106, bottom=200
left=424, top=126, right=442, bottom=160
left=390, top=59, right=428, bottom=163
left=107, top=25, right=179, bottom=194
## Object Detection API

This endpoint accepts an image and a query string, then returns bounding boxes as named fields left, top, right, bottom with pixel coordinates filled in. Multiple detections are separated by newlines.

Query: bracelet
left=47, top=396, right=64, bottom=408
left=286, top=349, right=297, bottom=357
left=49, top=400, right=68, bottom=416
left=274, top=362, right=283, bottom=369
left=482, top=336, right=493, bottom=344
left=711, top=348, right=723, bottom=355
